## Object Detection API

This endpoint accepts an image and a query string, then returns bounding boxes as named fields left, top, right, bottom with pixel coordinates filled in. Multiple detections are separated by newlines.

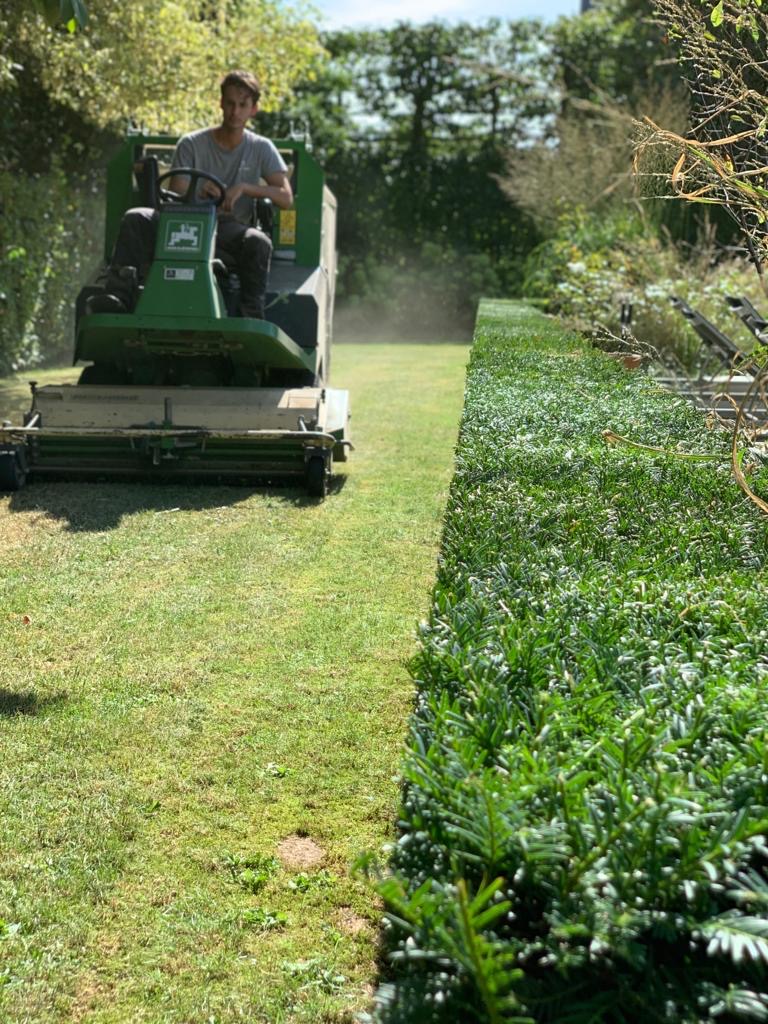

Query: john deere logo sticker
left=165, top=221, right=201, bottom=252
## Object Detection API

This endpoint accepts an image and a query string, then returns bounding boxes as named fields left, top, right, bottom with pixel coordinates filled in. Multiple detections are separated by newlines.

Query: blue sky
left=314, top=0, right=579, bottom=30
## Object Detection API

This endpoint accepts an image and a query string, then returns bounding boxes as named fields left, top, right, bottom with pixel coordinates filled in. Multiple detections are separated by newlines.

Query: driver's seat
left=134, top=155, right=160, bottom=207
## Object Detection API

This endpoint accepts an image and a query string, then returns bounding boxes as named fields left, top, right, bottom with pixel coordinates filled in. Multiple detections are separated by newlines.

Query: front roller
left=0, top=383, right=352, bottom=497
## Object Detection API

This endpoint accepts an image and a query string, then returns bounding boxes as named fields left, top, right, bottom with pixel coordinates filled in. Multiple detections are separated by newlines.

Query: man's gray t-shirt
left=171, top=128, right=287, bottom=225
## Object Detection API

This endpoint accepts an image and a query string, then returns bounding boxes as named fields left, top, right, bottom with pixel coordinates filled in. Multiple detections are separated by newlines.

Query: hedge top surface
left=376, top=301, right=768, bottom=1024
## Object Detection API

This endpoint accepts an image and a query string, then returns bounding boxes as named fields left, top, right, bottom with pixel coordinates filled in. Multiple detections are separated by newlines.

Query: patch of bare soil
left=0, top=506, right=64, bottom=549
left=277, top=834, right=326, bottom=871
left=70, top=974, right=111, bottom=1022
left=334, top=906, right=369, bottom=936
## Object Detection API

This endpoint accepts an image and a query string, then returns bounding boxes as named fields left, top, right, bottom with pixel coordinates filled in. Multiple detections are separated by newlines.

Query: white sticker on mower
left=165, top=221, right=201, bottom=252
left=164, top=268, right=195, bottom=281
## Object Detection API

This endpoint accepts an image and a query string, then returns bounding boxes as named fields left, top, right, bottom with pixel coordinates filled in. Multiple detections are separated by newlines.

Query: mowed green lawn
left=0, top=342, right=467, bottom=1024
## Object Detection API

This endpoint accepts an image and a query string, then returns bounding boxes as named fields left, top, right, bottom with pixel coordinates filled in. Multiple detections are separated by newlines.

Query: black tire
left=78, top=363, right=125, bottom=385
left=269, top=368, right=319, bottom=388
left=305, top=455, right=328, bottom=498
left=0, top=450, right=26, bottom=492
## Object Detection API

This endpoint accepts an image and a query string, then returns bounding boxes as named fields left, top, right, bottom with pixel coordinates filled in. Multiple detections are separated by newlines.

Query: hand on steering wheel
left=156, top=168, right=227, bottom=208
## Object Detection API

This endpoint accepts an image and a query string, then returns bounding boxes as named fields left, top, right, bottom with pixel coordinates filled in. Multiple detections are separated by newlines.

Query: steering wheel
left=156, top=168, right=226, bottom=208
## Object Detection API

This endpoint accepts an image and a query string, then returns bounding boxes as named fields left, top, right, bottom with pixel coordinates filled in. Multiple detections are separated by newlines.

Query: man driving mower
left=91, top=69, right=293, bottom=320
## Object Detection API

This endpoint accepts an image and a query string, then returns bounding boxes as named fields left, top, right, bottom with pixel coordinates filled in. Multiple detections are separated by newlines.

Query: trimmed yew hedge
left=373, top=301, right=768, bottom=1023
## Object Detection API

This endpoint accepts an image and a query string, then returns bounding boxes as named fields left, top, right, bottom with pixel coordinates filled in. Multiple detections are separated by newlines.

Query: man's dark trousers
left=110, top=207, right=272, bottom=317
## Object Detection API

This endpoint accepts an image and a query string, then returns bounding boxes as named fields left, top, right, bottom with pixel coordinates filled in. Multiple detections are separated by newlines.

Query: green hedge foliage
left=0, top=166, right=102, bottom=373
left=373, top=302, right=768, bottom=1023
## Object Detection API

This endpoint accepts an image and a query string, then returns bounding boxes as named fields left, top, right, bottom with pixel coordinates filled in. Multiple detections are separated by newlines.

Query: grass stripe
left=0, top=341, right=467, bottom=1023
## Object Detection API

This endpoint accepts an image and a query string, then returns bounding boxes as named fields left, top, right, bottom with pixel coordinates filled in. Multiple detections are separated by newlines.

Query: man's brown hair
left=220, top=70, right=261, bottom=104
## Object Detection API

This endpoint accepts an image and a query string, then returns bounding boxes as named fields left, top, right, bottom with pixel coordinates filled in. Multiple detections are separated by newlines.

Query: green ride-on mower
left=0, top=133, right=350, bottom=498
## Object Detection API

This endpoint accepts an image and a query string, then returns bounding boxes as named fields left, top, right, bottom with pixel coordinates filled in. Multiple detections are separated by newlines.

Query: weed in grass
left=222, top=853, right=279, bottom=894
left=235, top=869, right=271, bottom=895
left=238, top=907, right=288, bottom=931
left=138, top=799, right=161, bottom=817
left=283, top=957, right=348, bottom=993
left=289, top=869, right=336, bottom=894
left=321, top=922, right=344, bottom=946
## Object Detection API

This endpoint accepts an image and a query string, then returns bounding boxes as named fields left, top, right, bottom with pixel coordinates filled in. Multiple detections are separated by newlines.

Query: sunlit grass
left=0, top=341, right=468, bottom=1023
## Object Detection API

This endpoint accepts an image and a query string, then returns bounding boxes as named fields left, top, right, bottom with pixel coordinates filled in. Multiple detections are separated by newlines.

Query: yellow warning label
left=279, top=209, right=297, bottom=246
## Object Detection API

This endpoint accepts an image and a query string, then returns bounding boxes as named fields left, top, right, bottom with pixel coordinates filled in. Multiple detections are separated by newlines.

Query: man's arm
left=168, top=137, right=194, bottom=196
left=168, top=173, right=190, bottom=196
left=221, top=171, right=293, bottom=213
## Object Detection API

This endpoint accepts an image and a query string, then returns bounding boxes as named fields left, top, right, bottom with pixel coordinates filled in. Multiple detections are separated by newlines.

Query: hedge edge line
left=370, top=300, right=768, bottom=1024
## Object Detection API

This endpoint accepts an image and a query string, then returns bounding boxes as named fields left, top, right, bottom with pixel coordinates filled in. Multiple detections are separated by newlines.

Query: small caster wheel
left=305, top=455, right=328, bottom=498
left=0, top=448, right=27, bottom=492
left=78, top=363, right=126, bottom=385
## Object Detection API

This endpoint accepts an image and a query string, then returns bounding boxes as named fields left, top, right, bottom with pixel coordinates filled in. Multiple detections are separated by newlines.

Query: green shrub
left=373, top=301, right=768, bottom=1023
left=525, top=208, right=765, bottom=370
left=0, top=164, right=102, bottom=372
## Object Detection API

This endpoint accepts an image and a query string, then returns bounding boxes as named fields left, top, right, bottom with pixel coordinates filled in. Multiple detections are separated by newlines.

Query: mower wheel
left=305, top=455, right=328, bottom=498
left=79, top=363, right=126, bottom=385
left=0, top=449, right=27, bottom=492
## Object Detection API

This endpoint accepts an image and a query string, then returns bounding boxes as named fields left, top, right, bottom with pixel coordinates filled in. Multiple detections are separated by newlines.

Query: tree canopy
left=258, top=19, right=553, bottom=335
left=1, top=0, right=323, bottom=143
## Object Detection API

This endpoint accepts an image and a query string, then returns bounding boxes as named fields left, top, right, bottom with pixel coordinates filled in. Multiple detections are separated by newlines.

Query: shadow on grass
left=0, top=688, right=68, bottom=717
left=6, top=474, right=348, bottom=532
